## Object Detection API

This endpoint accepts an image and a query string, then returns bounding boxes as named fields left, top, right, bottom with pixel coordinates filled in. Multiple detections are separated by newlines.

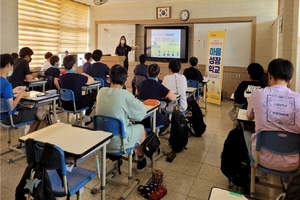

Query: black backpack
left=44, top=76, right=54, bottom=91
left=220, top=123, right=250, bottom=188
left=186, top=99, right=206, bottom=137
left=15, top=139, right=56, bottom=200
left=169, top=106, right=189, bottom=152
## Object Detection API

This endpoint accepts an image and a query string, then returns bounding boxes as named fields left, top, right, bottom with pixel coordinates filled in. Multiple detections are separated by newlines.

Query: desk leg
left=53, top=99, right=57, bottom=122
left=42, top=83, right=45, bottom=92
left=101, top=145, right=106, bottom=200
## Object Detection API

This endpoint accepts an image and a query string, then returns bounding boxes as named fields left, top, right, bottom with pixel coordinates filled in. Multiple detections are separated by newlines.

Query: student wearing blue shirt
left=132, top=54, right=148, bottom=96
left=0, top=54, right=40, bottom=134
left=44, top=55, right=61, bottom=90
left=88, top=49, right=110, bottom=87
left=138, top=63, right=176, bottom=134
left=60, top=55, right=96, bottom=125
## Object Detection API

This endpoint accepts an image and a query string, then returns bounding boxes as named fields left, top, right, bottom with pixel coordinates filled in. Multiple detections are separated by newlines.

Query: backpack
left=186, top=99, right=206, bottom=137
left=15, top=139, right=56, bottom=200
left=220, top=123, right=250, bottom=188
left=44, top=76, right=54, bottom=91
left=168, top=106, right=189, bottom=152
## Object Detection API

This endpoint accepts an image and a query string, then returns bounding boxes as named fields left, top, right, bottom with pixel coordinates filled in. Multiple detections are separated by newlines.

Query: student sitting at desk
left=42, top=52, right=53, bottom=71
left=163, top=59, right=188, bottom=112
left=88, top=49, right=110, bottom=87
left=44, top=55, right=61, bottom=90
left=8, top=47, right=37, bottom=88
left=234, top=63, right=266, bottom=105
left=138, top=63, right=176, bottom=135
left=60, top=55, right=96, bottom=125
left=183, top=56, right=204, bottom=83
left=82, top=52, right=92, bottom=73
left=0, top=54, right=41, bottom=133
left=132, top=54, right=148, bottom=96
left=244, top=58, right=300, bottom=172
left=95, top=64, right=150, bottom=171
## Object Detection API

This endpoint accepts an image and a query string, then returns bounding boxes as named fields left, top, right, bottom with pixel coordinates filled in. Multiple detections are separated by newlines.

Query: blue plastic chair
left=93, top=77, right=105, bottom=89
left=187, top=79, right=203, bottom=99
left=58, top=88, right=89, bottom=124
left=93, top=115, right=140, bottom=199
left=24, top=140, right=96, bottom=199
left=249, top=130, right=300, bottom=196
left=0, top=98, right=36, bottom=163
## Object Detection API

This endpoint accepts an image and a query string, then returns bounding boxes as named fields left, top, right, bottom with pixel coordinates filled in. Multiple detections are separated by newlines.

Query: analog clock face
left=180, top=10, right=189, bottom=21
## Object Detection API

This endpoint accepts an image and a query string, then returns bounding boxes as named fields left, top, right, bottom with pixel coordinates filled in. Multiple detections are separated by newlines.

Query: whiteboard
left=97, top=24, right=136, bottom=61
left=194, top=22, right=252, bottom=67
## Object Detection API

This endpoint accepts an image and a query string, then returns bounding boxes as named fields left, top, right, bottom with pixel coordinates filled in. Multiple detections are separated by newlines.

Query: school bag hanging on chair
left=168, top=106, right=189, bottom=152
left=220, top=123, right=250, bottom=189
left=186, top=98, right=206, bottom=137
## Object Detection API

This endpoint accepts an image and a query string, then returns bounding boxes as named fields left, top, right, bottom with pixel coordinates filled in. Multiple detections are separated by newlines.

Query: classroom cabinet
left=222, top=71, right=248, bottom=99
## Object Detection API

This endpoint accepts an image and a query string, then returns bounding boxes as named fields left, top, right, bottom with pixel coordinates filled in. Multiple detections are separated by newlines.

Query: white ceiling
left=73, top=0, right=147, bottom=6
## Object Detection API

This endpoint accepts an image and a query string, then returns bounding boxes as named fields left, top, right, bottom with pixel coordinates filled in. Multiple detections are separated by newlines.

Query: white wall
left=0, top=0, right=18, bottom=53
left=90, top=0, right=278, bottom=68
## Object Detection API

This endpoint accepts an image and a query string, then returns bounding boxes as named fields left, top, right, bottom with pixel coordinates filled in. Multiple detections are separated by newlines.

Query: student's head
left=119, top=36, right=126, bottom=46
left=92, top=49, right=103, bottom=62
left=50, top=55, right=60, bottom=66
left=168, top=59, right=181, bottom=73
left=148, top=63, right=160, bottom=78
left=267, top=58, right=294, bottom=83
left=44, top=52, right=53, bottom=60
left=63, top=55, right=76, bottom=70
left=189, top=57, right=198, bottom=67
left=19, top=47, right=34, bottom=62
left=110, top=64, right=127, bottom=85
left=84, top=52, right=92, bottom=62
left=11, top=52, right=18, bottom=61
left=64, top=50, right=69, bottom=56
left=139, top=54, right=146, bottom=64
left=247, top=63, right=264, bottom=80
left=1, top=54, right=14, bottom=69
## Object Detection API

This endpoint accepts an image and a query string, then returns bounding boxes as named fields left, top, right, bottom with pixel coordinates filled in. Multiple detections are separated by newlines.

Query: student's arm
left=234, top=82, right=245, bottom=103
left=165, top=91, right=177, bottom=102
left=53, top=77, right=60, bottom=90
left=126, top=94, right=146, bottom=121
left=9, top=91, right=26, bottom=111
left=197, top=70, right=204, bottom=82
left=81, top=73, right=94, bottom=84
left=105, top=65, right=110, bottom=76
left=246, top=90, right=255, bottom=121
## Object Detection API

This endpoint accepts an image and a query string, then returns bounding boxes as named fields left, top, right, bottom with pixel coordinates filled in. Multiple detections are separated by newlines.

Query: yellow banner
left=205, top=30, right=226, bottom=105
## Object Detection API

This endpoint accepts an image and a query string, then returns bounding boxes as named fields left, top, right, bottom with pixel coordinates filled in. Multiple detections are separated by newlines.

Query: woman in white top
left=163, top=59, right=188, bottom=112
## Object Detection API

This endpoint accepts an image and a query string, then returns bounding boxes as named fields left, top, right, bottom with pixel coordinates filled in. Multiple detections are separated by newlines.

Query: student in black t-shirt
left=183, top=56, right=204, bottom=83
left=234, top=62, right=266, bottom=105
left=88, top=49, right=110, bottom=87
left=115, top=36, right=139, bottom=71
left=60, top=55, right=96, bottom=125
left=44, top=55, right=61, bottom=90
left=8, top=47, right=37, bottom=88
left=138, top=63, right=176, bottom=134
left=132, top=54, right=148, bottom=96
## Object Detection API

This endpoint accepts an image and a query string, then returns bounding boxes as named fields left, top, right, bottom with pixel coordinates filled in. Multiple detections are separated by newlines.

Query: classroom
left=1, top=0, right=300, bottom=199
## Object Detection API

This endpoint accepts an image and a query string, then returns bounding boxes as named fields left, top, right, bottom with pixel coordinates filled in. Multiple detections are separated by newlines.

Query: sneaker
left=82, top=118, right=93, bottom=127
left=82, top=115, right=91, bottom=123
left=137, top=156, right=151, bottom=172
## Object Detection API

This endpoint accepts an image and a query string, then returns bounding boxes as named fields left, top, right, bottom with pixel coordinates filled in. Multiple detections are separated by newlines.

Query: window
left=18, top=0, right=88, bottom=67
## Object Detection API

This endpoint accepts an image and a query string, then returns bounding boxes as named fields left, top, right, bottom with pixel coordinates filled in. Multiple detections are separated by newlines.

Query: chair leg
left=76, top=188, right=83, bottom=200
left=250, top=166, right=256, bottom=196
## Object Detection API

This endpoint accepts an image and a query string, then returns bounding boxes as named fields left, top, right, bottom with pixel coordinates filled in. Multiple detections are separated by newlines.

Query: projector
left=93, top=0, right=108, bottom=5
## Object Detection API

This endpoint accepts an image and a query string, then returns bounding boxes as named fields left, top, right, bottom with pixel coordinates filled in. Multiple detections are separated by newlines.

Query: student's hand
left=13, top=86, right=26, bottom=94
left=17, top=90, right=27, bottom=97
left=31, top=73, right=37, bottom=78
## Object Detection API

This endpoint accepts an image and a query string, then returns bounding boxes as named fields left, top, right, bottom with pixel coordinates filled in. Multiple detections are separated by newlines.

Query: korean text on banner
left=205, top=30, right=226, bottom=105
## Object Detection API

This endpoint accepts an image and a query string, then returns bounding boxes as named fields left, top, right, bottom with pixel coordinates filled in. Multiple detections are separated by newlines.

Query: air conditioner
left=94, top=0, right=108, bottom=5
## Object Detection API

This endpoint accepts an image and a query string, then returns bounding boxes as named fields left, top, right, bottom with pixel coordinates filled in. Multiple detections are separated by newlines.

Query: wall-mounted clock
left=180, top=9, right=189, bottom=21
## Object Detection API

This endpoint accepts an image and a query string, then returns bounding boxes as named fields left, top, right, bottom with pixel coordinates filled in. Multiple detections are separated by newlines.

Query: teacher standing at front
left=115, top=36, right=139, bottom=71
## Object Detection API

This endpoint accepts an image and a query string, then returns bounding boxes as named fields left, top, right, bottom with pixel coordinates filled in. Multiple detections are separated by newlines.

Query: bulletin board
left=194, top=22, right=252, bottom=67
left=97, top=24, right=136, bottom=61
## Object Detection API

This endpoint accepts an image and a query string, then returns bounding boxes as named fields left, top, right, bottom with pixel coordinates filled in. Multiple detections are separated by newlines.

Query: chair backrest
left=24, top=140, right=68, bottom=194
left=0, top=98, right=14, bottom=126
left=256, top=131, right=300, bottom=155
left=93, top=77, right=105, bottom=88
left=134, top=75, right=147, bottom=88
left=58, top=88, right=77, bottom=111
left=93, top=115, right=126, bottom=153
left=187, top=79, right=200, bottom=89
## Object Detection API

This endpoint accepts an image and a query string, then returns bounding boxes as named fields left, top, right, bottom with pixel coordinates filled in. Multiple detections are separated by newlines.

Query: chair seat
left=107, top=144, right=138, bottom=156
left=248, top=153, right=299, bottom=177
left=48, top=167, right=96, bottom=197
left=145, top=125, right=165, bottom=132
left=0, top=119, right=36, bottom=129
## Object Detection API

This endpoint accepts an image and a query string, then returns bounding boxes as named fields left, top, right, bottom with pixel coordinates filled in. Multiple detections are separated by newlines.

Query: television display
left=144, top=26, right=189, bottom=63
